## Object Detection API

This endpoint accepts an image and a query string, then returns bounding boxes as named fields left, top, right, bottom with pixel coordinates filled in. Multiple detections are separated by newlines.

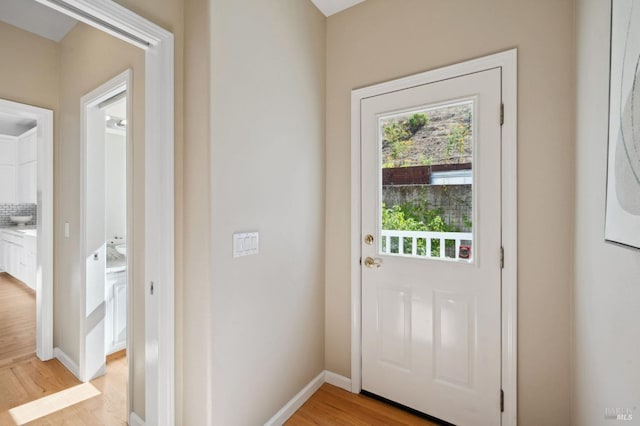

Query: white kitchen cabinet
left=0, top=230, right=36, bottom=290
left=21, top=235, right=37, bottom=288
left=0, top=130, right=36, bottom=204
left=0, top=240, right=5, bottom=271
left=18, top=130, right=36, bottom=164
left=17, top=161, right=37, bottom=204
left=0, top=135, right=17, bottom=202
left=0, top=135, right=16, bottom=164
left=17, top=129, right=37, bottom=204
left=0, top=165, right=16, bottom=203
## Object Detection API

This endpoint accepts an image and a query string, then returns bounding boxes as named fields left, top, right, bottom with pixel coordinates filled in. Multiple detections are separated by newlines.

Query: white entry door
left=361, top=68, right=502, bottom=426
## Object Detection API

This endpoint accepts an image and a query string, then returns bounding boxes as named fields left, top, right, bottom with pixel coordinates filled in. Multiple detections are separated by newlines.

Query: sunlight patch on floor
left=9, top=382, right=101, bottom=425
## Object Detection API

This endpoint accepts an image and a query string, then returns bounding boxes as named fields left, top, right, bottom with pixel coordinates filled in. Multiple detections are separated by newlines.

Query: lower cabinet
left=0, top=230, right=36, bottom=290
left=105, top=270, right=127, bottom=355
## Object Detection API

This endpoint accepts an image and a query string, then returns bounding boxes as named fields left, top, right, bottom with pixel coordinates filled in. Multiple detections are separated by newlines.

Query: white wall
left=105, top=132, right=126, bottom=241
left=210, top=0, right=326, bottom=423
left=574, top=0, right=640, bottom=424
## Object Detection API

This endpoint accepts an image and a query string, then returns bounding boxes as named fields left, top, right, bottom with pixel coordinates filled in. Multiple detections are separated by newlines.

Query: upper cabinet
left=0, top=135, right=17, bottom=203
left=0, top=129, right=37, bottom=204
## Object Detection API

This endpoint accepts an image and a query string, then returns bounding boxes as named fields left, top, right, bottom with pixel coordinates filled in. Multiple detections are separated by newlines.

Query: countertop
left=0, top=226, right=37, bottom=237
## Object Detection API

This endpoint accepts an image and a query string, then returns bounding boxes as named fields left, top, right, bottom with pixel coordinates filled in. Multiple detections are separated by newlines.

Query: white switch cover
left=233, top=232, right=259, bottom=258
left=64, top=222, right=70, bottom=238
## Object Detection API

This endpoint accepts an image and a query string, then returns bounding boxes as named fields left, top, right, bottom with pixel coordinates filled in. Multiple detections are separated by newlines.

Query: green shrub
left=407, top=113, right=429, bottom=133
left=381, top=202, right=456, bottom=256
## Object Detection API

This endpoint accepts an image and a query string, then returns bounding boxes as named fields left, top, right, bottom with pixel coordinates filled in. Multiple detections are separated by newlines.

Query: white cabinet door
left=7, top=243, right=18, bottom=277
left=105, top=272, right=127, bottom=355
left=18, top=131, right=37, bottom=164
left=0, top=136, right=16, bottom=165
left=20, top=236, right=36, bottom=290
left=17, top=162, right=37, bottom=204
left=0, top=165, right=16, bottom=202
left=113, top=281, right=127, bottom=349
left=0, top=136, right=17, bottom=203
left=0, top=239, right=5, bottom=271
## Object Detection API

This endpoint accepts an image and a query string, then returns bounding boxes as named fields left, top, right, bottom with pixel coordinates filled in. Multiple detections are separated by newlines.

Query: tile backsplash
left=0, top=204, right=37, bottom=227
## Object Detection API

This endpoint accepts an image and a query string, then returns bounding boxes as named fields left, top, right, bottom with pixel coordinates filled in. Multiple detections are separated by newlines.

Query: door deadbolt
left=364, top=234, right=374, bottom=245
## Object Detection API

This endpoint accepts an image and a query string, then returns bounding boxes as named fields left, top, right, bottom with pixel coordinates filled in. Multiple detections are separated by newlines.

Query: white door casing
left=351, top=50, right=518, bottom=426
left=0, top=99, right=54, bottom=362
left=361, top=69, right=501, bottom=425
left=80, top=70, right=131, bottom=384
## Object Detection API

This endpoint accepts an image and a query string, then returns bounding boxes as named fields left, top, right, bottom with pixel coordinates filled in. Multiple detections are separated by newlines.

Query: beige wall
left=210, top=0, right=326, bottom=423
left=56, top=21, right=146, bottom=414
left=574, top=0, right=640, bottom=424
left=325, top=1, right=574, bottom=424
left=181, top=0, right=211, bottom=422
left=0, top=22, right=58, bottom=111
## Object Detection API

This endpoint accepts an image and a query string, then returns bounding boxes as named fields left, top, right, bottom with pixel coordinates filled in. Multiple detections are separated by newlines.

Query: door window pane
left=379, top=101, right=474, bottom=261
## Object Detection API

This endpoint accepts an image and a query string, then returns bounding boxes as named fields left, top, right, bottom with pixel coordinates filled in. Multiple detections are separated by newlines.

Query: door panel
left=378, top=286, right=412, bottom=369
left=361, top=68, right=502, bottom=426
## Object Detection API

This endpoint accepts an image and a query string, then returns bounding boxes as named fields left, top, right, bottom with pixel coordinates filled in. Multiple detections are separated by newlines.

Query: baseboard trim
left=53, top=347, right=80, bottom=380
left=324, top=371, right=352, bottom=392
left=264, top=371, right=325, bottom=426
left=129, top=412, right=145, bottom=426
left=265, top=370, right=354, bottom=425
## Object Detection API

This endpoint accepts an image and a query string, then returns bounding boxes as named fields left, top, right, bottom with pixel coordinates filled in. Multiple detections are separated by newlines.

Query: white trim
left=350, top=49, right=518, bottom=426
left=500, top=50, right=519, bottom=426
left=80, top=69, right=130, bottom=383
left=54, top=347, right=80, bottom=379
left=0, top=99, right=54, bottom=363
left=129, top=412, right=145, bottom=426
left=325, top=371, right=352, bottom=392
left=264, top=371, right=325, bottom=426
left=144, top=31, right=175, bottom=426
left=36, top=1, right=175, bottom=424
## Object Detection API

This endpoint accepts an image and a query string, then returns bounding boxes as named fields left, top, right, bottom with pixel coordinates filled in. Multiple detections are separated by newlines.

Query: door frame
left=79, top=67, right=132, bottom=397
left=35, top=1, right=176, bottom=424
left=0, top=99, right=54, bottom=363
left=350, top=49, right=518, bottom=426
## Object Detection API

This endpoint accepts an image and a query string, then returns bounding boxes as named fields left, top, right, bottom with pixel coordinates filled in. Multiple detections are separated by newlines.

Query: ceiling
left=0, top=112, right=36, bottom=137
left=0, top=0, right=77, bottom=42
left=310, top=0, right=366, bottom=17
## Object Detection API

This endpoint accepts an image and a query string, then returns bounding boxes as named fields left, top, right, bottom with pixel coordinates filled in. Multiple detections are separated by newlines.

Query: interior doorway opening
left=0, top=99, right=54, bottom=365
left=79, top=72, right=132, bottom=424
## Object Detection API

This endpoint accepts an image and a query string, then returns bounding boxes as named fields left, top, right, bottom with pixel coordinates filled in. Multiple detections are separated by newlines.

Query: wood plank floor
left=287, top=384, right=440, bottom=425
left=0, top=273, right=36, bottom=368
left=0, top=272, right=128, bottom=425
left=0, top=353, right=127, bottom=425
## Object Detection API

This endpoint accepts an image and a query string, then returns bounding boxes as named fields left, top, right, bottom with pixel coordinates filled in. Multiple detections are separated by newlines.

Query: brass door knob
left=364, top=257, right=382, bottom=268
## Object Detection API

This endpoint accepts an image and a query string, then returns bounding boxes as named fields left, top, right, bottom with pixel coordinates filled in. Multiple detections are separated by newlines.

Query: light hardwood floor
left=287, top=384, right=440, bottom=425
left=0, top=273, right=36, bottom=368
left=0, top=273, right=128, bottom=425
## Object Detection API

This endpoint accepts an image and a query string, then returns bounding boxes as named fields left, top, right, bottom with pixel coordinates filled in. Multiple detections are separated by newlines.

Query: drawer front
left=1, top=231, right=24, bottom=246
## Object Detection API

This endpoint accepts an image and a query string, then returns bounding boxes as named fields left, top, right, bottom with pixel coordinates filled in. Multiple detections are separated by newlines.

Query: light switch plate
left=233, top=232, right=259, bottom=258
